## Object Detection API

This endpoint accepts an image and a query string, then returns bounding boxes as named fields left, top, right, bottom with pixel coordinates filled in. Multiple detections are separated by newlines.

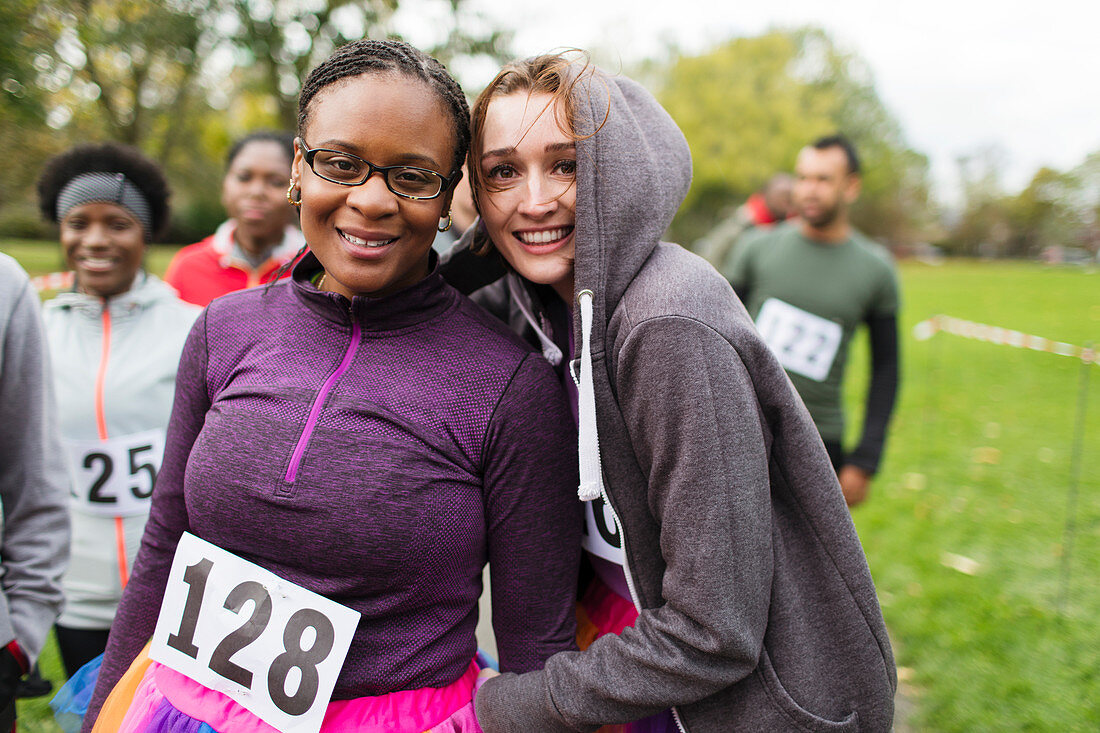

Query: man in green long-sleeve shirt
left=729, top=135, right=900, bottom=507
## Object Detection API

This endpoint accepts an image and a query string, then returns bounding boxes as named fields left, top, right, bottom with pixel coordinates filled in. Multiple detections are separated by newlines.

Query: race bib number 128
left=149, top=533, right=360, bottom=733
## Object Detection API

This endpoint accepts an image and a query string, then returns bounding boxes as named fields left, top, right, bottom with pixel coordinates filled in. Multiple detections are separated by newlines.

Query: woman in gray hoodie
left=445, top=54, right=898, bottom=732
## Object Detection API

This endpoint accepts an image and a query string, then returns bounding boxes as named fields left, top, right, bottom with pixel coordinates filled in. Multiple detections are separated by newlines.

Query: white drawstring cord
left=572, top=290, right=604, bottom=501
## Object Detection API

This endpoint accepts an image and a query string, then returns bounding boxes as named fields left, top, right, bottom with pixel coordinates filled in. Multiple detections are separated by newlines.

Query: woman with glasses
left=35, top=143, right=200, bottom=680
left=446, top=54, right=896, bottom=732
left=82, top=39, right=581, bottom=733
left=164, top=131, right=304, bottom=306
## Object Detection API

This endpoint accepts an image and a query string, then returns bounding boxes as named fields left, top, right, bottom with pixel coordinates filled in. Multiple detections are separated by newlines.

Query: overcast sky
left=399, top=0, right=1100, bottom=206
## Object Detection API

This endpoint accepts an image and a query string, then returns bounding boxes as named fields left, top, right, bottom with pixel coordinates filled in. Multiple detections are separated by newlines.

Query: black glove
left=0, top=645, right=25, bottom=727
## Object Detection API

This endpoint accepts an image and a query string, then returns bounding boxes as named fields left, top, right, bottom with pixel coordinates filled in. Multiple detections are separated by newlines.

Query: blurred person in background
left=696, top=173, right=793, bottom=276
left=729, top=135, right=900, bottom=507
left=36, top=143, right=201, bottom=678
left=0, top=253, right=71, bottom=729
left=164, top=131, right=304, bottom=305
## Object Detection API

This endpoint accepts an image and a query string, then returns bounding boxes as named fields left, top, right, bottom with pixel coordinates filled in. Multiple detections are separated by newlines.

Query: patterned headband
left=56, top=172, right=154, bottom=242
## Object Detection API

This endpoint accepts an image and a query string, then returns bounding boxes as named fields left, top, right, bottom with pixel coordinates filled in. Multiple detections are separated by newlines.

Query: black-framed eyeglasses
left=299, top=139, right=453, bottom=200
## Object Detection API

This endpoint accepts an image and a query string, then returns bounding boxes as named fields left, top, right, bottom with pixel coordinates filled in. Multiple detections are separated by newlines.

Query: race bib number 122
left=149, top=533, right=360, bottom=733
left=755, top=298, right=843, bottom=382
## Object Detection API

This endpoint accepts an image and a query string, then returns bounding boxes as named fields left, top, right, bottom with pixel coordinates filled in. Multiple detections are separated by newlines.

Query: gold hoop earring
left=437, top=213, right=453, bottom=232
left=286, top=182, right=302, bottom=207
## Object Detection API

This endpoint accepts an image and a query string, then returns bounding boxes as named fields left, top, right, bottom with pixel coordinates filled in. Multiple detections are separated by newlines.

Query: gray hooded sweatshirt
left=448, top=68, right=896, bottom=732
left=0, top=253, right=70, bottom=663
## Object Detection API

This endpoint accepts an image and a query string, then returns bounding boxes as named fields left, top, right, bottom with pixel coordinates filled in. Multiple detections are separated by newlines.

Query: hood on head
left=565, top=65, right=692, bottom=504
left=571, top=66, right=693, bottom=328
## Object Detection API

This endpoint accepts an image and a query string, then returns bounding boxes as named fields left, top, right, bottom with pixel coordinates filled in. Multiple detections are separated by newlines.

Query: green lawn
left=0, top=239, right=181, bottom=290
left=850, top=260, right=1100, bottom=731
left=2, top=240, right=1098, bottom=730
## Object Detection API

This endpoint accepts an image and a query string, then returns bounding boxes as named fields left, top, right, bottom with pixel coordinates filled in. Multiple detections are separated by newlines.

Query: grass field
left=1, top=240, right=1097, bottom=730
left=851, top=260, right=1100, bottom=730
left=0, top=239, right=181, bottom=287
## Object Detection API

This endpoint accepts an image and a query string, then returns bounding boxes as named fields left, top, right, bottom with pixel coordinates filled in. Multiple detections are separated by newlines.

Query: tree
left=998, top=154, right=1100, bottom=259
left=657, top=27, right=932, bottom=249
left=32, top=1, right=209, bottom=152
left=945, top=145, right=1013, bottom=257
left=2, top=0, right=511, bottom=242
left=0, top=0, right=72, bottom=227
left=0, top=0, right=51, bottom=126
left=207, top=0, right=398, bottom=131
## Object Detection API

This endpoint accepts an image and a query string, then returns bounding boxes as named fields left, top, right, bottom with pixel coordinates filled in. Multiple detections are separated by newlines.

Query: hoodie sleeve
left=0, top=273, right=70, bottom=664
left=476, top=316, right=773, bottom=732
left=82, top=309, right=211, bottom=731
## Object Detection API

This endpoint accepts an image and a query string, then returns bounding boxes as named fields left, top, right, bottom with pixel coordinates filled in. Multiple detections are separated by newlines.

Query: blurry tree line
left=652, top=27, right=1098, bottom=261
left=946, top=145, right=1100, bottom=259
left=2, top=1, right=1095, bottom=259
left=0, top=0, right=509, bottom=243
left=655, top=28, right=936, bottom=250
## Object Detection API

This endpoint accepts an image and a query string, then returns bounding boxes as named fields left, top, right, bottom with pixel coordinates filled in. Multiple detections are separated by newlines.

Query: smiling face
left=292, top=72, right=456, bottom=300
left=478, top=92, right=577, bottom=303
left=222, top=139, right=295, bottom=255
left=61, top=202, right=147, bottom=298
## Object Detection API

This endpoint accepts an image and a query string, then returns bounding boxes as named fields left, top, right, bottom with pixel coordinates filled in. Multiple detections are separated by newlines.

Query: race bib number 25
left=149, top=533, right=360, bottom=733
left=64, top=429, right=165, bottom=516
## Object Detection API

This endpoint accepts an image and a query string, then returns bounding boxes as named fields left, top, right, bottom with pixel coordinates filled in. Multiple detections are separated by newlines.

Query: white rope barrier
left=913, top=314, right=1096, bottom=365
left=30, top=270, right=74, bottom=292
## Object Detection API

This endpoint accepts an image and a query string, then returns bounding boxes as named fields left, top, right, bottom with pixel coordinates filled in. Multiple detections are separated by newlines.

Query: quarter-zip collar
left=289, top=251, right=456, bottom=330
left=44, top=270, right=174, bottom=319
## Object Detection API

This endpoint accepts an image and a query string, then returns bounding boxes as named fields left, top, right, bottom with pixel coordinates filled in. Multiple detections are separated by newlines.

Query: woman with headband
left=36, top=143, right=201, bottom=679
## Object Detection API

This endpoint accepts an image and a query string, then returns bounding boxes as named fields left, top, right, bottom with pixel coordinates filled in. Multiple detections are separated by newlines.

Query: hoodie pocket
left=756, top=647, right=859, bottom=732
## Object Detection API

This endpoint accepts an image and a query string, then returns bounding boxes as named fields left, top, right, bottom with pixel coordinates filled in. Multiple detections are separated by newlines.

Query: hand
left=475, top=666, right=500, bottom=694
left=838, top=465, right=872, bottom=507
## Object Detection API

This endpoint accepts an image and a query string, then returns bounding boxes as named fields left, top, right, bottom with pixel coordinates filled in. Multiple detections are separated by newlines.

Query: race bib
left=64, top=429, right=165, bottom=516
left=755, top=298, right=843, bottom=382
left=149, top=533, right=360, bottom=733
left=582, top=497, right=625, bottom=565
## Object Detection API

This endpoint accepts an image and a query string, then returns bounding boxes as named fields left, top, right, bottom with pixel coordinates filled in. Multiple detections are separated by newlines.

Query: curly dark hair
left=36, top=142, right=171, bottom=240
left=297, top=38, right=470, bottom=176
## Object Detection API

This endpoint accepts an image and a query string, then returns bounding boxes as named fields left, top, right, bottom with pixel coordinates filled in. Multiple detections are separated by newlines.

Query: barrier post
left=1057, top=343, right=1094, bottom=615
left=913, top=316, right=941, bottom=478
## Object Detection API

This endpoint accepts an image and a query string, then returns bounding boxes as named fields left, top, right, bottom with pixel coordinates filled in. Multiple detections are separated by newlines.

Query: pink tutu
left=101, top=650, right=481, bottom=733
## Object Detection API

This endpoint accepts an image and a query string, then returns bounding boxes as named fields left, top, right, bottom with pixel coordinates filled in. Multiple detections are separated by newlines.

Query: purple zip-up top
left=87, top=252, right=582, bottom=723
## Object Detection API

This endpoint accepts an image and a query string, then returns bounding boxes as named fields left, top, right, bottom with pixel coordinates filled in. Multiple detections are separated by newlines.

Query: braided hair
left=225, top=130, right=295, bottom=169
left=298, top=39, right=470, bottom=176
